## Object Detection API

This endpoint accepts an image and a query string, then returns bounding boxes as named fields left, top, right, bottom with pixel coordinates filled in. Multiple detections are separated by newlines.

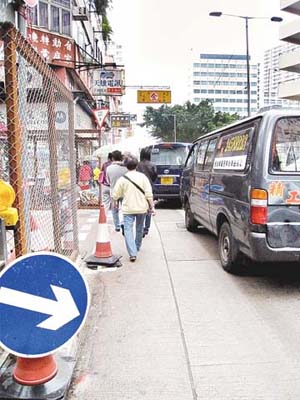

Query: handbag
left=123, top=175, right=152, bottom=212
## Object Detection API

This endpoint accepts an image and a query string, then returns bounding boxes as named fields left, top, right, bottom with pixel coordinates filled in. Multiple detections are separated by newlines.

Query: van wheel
left=218, top=222, right=241, bottom=274
left=185, top=202, right=198, bottom=232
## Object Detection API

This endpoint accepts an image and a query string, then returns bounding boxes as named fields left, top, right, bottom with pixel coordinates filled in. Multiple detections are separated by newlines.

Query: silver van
left=180, top=110, right=300, bottom=273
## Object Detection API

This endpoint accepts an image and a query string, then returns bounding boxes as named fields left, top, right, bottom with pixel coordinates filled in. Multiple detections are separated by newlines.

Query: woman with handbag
left=112, top=157, right=155, bottom=262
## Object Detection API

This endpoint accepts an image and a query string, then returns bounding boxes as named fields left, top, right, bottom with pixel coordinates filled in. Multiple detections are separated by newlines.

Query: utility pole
left=173, top=115, right=177, bottom=142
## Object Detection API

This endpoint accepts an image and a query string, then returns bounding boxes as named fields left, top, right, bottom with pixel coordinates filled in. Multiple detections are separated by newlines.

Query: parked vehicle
left=180, top=110, right=300, bottom=273
left=143, top=142, right=190, bottom=201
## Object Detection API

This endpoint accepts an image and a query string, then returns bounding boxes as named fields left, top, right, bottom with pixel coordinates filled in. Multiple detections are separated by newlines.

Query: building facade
left=263, top=42, right=300, bottom=108
left=190, top=53, right=258, bottom=116
left=278, top=0, right=300, bottom=101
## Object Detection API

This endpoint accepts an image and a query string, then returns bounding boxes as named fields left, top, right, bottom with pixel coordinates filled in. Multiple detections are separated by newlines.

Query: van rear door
left=267, top=117, right=300, bottom=248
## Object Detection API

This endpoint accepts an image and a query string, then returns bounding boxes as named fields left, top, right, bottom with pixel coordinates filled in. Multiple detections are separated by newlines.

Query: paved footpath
left=68, top=208, right=197, bottom=400
left=69, top=207, right=300, bottom=400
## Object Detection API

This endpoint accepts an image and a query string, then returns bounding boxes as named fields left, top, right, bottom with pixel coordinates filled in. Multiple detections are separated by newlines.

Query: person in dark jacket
left=137, top=148, right=157, bottom=236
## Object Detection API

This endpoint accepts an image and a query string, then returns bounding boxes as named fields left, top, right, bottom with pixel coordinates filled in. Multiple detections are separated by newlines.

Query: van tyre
left=218, top=222, right=241, bottom=274
left=185, top=202, right=198, bottom=232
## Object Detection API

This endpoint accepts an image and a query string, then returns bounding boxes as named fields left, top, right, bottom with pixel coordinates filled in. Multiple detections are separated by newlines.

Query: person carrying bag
left=112, top=158, right=154, bottom=262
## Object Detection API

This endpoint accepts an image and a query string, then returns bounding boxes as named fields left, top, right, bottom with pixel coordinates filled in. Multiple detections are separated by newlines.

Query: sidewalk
left=67, top=208, right=194, bottom=400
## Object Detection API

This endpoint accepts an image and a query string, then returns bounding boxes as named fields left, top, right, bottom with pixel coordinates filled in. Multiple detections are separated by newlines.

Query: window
left=185, top=144, right=198, bottom=168
left=35, top=0, right=71, bottom=35
left=28, top=6, right=38, bottom=25
left=193, top=81, right=200, bottom=85
left=196, top=141, right=208, bottom=170
left=214, top=128, right=253, bottom=171
left=204, top=138, right=218, bottom=170
left=51, top=5, right=60, bottom=32
left=193, top=89, right=200, bottom=93
left=271, top=117, right=300, bottom=172
left=151, top=146, right=189, bottom=166
left=39, top=2, right=48, bottom=28
left=62, top=9, right=71, bottom=35
left=193, top=72, right=200, bottom=76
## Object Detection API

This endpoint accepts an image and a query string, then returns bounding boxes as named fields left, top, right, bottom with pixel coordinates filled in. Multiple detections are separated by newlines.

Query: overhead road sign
left=111, top=114, right=131, bottom=128
left=0, top=252, right=90, bottom=358
left=137, top=90, right=171, bottom=104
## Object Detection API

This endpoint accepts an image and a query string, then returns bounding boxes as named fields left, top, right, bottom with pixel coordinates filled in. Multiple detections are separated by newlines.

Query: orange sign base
left=13, top=355, right=58, bottom=385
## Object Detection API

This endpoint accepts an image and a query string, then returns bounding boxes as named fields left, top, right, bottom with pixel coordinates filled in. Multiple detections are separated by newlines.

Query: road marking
left=79, top=232, right=88, bottom=241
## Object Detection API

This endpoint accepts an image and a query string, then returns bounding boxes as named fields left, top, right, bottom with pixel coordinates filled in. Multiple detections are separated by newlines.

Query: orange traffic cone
left=13, top=355, right=57, bottom=385
left=30, top=214, right=49, bottom=252
left=85, top=204, right=122, bottom=268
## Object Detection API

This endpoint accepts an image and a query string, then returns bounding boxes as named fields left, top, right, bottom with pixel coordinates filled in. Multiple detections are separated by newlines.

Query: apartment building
left=190, top=53, right=258, bottom=116
left=0, top=1, right=125, bottom=158
left=263, top=42, right=300, bottom=108
left=278, top=0, right=300, bottom=101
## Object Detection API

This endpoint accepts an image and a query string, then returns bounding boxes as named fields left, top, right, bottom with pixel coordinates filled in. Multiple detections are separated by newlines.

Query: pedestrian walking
left=113, top=157, right=154, bottom=262
left=106, top=150, right=127, bottom=232
left=137, top=148, right=157, bottom=236
left=99, top=153, right=112, bottom=214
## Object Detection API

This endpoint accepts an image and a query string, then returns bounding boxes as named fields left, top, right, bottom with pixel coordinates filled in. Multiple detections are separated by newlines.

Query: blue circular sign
left=0, top=252, right=90, bottom=358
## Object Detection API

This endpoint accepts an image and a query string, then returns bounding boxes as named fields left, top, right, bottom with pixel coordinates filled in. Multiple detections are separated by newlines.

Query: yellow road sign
left=137, top=90, right=171, bottom=104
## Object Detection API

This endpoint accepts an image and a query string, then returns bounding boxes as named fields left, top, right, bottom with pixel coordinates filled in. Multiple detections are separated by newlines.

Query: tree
left=142, top=100, right=240, bottom=143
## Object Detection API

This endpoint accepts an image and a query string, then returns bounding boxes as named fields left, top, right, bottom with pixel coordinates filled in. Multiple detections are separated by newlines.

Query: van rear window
left=150, top=146, right=188, bottom=165
left=213, top=129, right=252, bottom=171
left=272, top=117, right=300, bottom=172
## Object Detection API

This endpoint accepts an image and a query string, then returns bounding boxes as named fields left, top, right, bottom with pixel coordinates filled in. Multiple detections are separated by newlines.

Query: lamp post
left=173, top=114, right=177, bottom=143
left=167, top=114, right=177, bottom=142
left=209, top=12, right=282, bottom=117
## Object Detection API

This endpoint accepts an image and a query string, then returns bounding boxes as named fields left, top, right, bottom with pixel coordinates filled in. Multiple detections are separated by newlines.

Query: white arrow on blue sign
left=0, top=252, right=90, bottom=358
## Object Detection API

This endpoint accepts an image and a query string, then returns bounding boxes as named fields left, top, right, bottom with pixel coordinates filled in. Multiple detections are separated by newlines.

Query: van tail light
left=250, top=189, right=268, bottom=224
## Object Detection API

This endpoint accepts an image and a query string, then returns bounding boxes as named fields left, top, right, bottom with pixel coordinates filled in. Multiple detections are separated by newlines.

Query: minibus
left=180, top=110, right=300, bottom=273
left=143, top=142, right=190, bottom=201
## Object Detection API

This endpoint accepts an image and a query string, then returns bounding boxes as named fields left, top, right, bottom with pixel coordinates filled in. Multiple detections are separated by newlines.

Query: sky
left=108, top=0, right=288, bottom=121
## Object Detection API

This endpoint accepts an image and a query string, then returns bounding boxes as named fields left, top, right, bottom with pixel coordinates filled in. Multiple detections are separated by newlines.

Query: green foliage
left=142, top=100, right=240, bottom=143
left=94, top=0, right=111, bottom=15
left=101, top=15, right=113, bottom=43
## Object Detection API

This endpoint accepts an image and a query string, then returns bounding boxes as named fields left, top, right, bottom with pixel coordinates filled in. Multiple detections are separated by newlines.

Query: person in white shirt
left=113, top=158, right=154, bottom=262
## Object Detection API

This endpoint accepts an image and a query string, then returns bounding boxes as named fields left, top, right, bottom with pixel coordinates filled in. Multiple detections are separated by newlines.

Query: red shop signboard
left=27, top=28, right=75, bottom=68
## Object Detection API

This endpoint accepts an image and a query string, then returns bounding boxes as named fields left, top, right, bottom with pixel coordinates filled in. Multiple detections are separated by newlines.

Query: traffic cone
left=85, top=204, right=122, bottom=268
left=30, top=214, right=49, bottom=252
left=13, top=355, right=57, bottom=385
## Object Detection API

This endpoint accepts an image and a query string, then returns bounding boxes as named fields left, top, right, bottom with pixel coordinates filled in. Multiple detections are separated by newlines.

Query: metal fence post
left=47, top=84, right=62, bottom=253
left=2, top=25, right=27, bottom=256
left=68, top=100, right=79, bottom=253
left=0, top=218, right=7, bottom=269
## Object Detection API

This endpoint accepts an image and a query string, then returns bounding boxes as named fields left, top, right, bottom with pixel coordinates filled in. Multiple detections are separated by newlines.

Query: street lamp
left=209, top=12, right=283, bottom=117
left=167, top=114, right=177, bottom=142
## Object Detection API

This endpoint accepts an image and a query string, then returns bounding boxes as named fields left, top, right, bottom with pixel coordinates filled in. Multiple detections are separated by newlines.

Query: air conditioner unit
left=73, top=7, right=88, bottom=21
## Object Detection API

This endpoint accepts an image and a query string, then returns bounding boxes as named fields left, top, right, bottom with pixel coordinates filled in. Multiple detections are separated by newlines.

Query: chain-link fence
left=76, top=135, right=101, bottom=208
left=0, top=23, right=78, bottom=260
